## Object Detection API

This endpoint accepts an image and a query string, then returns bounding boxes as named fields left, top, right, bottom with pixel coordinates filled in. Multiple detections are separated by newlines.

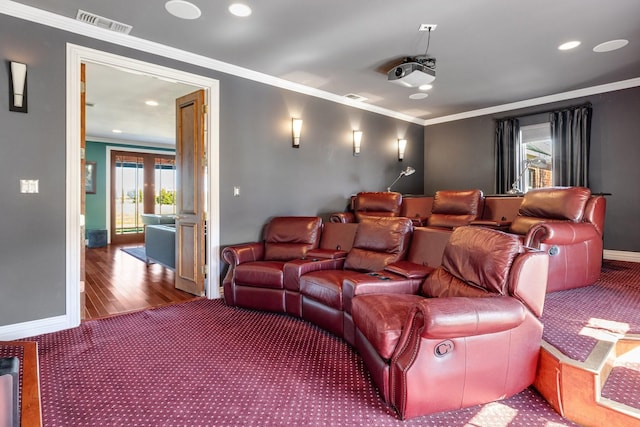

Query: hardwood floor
left=83, top=243, right=200, bottom=320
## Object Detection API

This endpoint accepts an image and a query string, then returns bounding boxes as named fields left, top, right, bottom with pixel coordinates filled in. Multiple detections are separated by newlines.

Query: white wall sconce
left=353, top=130, right=362, bottom=156
left=9, top=61, right=27, bottom=113
left=397, top=138, right=407, bottom=161
left=292, top=118, right=303, bottom=148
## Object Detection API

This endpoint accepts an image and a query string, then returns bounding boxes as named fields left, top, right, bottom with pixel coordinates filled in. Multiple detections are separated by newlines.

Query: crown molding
left=423, top=77, right=640, bottom=126
left=0, top=0, right=424, bottom=125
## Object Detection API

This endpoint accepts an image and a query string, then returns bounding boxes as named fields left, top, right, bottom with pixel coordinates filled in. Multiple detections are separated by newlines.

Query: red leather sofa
left=352, top=226, right=549, bottom=419
left=221, top=215, right=552, bottom=420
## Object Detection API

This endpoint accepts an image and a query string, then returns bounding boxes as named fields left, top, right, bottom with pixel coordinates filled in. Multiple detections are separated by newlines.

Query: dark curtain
left=495, top=118, right=520, bottom=193
left=550, top=104, right=592, bottom=187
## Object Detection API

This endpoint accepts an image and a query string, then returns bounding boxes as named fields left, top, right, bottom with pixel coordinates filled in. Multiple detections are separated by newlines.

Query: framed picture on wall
left=85, top=161, right=96, bottom=194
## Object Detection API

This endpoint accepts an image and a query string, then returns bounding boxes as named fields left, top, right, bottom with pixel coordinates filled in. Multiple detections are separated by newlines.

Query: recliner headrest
left=427, top=189, right=484, bottom=228
left=344, top=216, right=412, bottom=272
left=517, top=187, right=591, bottom=221
left=425, top=226, right=522, bottom=295
left=509, top=186, right=591, bottom=235
left=354, top=192, right=402, bottom=222
left=263, top=216, right=322, bottom=261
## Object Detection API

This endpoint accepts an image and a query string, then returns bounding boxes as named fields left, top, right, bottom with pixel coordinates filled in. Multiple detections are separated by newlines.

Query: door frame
left=66, top=44, right=220, bottom=328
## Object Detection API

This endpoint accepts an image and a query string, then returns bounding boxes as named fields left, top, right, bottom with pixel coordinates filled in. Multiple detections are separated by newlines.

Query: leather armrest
left=329, top=212, right=355, bottom=223
left=343, top=272, right=418, bottom=313
left=525, top=222, right=601, bottom=247
left=283, top=258, right=346, bottom=291
left=412, top=296, right=526, bottom=339
left=384, top=261, right=434, bottom=279
left=221, top=242, right=264, bottom=266
left=306, top=248, right=348, bottom=259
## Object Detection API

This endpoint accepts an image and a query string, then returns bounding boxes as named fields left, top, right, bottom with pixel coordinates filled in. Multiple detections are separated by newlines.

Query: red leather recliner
left=414, top=189, right=485, bottom=268
left=351, top=226, right=549, bottom=419
left=222, top=216, right=322, bottom=312
left=282, top=222, right=359, bottom=317
left=330, top=191, right=402, bottom=223
left=298, top=217, right=413, bottom=343
left=508, top=186, right=606, bottom=292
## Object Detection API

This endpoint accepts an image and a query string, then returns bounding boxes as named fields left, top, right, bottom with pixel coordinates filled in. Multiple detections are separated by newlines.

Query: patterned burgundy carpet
left=541, top=260, right=640, bottom=362
left=601, top=346, right=640, bottom=408
left=23, top=299, right=576, bottom=426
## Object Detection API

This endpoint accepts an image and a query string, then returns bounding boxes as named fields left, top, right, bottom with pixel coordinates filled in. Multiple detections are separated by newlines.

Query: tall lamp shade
left=398, top=139, right=407, bottom=161
left=292, top=118, right=303, bottom=148
left=9, top=61, right=27, bottom=113
left=353, top=130, right=362, bottom=156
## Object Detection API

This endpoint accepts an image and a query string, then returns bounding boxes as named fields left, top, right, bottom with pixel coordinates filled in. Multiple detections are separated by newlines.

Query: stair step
left=601, top=346, right=640, bottom=410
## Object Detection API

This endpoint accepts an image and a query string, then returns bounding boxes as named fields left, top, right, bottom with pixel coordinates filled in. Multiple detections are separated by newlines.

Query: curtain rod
left=495, top=102, right=592, bottom=122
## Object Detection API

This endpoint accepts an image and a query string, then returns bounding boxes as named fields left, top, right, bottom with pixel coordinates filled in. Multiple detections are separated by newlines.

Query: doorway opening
left=66, top=44, right=220, bottom=328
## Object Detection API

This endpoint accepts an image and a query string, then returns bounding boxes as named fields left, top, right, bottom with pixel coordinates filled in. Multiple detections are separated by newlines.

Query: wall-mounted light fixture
left=9, top=61, right=27, bottom=113
left=352, top=130, right=362, bottom=156
left=397, top=138, right=407, bottom=161
left=291, top=118, right=303, bottom=148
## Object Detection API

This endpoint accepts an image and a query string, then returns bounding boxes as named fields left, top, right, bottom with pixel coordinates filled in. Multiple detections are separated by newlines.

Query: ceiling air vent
left=344, top=93, right=368, bottom=102
left=76, top=10, right=133, bottom=34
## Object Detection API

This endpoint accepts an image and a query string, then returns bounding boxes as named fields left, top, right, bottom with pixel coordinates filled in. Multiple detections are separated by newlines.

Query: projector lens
left=394, top=67, right=404, bottom=77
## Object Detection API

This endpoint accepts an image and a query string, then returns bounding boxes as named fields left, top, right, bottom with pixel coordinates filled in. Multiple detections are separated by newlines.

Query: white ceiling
left=5, top=0, right=640, bottom=145
left=84, top=63, right=196, bottom=146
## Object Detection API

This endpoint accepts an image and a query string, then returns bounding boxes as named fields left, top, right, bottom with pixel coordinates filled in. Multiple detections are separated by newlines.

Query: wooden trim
left=1, top=341, right=42, bottom=427
left=534, top=339, right=640, bottom=426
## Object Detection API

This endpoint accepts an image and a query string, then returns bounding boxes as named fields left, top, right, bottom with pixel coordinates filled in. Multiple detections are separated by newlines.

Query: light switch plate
left=20, top=179, right=39, bottom=193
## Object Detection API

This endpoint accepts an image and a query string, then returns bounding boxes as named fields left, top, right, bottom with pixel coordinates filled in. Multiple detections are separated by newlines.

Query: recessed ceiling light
left=558, top=40, right=581, bottom=51
left=112, top=129, right=123, bottom=134
left=418, top=84, right=433, bottom=91
left=229, top=3, right=252, bottom=17
left=593, top=39, right=629, bottom=53
left=165, top=0, right=202, bottom=20
left=145, top=100, right=159, bottom=106
left=409, top=93, right=428, bottom=100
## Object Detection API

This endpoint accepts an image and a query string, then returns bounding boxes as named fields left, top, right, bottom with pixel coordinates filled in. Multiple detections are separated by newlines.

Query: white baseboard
left=0, top=314, right=74, bottom=341
left=603, top=250, right=640, bottom=263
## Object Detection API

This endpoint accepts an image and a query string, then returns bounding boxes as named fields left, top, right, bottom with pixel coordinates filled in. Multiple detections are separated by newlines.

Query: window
left=154, top=157, right=177, bottom=215
left=113, top=153, right=145, bottom=236
left=110, top=150, right=176, bottom=243
left=518, top=123, right=552, bottom=192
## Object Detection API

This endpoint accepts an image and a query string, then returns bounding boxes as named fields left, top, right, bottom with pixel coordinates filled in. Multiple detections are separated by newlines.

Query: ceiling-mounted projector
left=387, top=62, right=435, bottom=87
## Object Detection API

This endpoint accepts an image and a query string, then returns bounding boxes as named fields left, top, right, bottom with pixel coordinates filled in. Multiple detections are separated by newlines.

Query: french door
left=110, top=150, right=176, bottom=244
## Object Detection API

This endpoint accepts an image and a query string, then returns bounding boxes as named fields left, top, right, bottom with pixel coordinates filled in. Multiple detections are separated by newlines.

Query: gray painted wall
left=0, top=14, right=423, bottom=326
left=424, top=86, right=640, bottom=252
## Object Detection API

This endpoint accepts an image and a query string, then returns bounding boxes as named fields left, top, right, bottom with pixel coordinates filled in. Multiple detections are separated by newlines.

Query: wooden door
left=175, top=90, right=206, bottom=295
